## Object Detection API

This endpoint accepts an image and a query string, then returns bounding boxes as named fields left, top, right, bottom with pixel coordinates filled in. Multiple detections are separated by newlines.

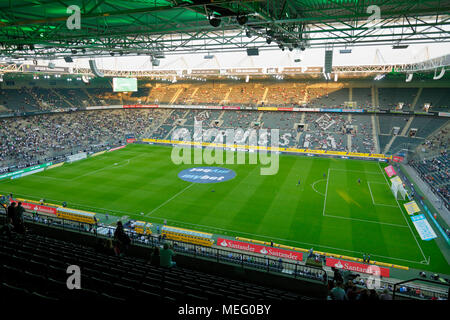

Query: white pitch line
left=368, top=181, right=376, bottom=205
left=322, top=167, right=330, bottom=216
left=367, top=181, right=399, bottom=208
left=378, top=162, right=428, bottom=262
left=147, top=215, right=425, bottom=265
left=24, top=153, right=142, bottom=183
left=145, top=183, right=195, bottom=216
left=330, top=168, right=381, bottom=174
left=311, top=179, right=326, bottom=196
left=323, top=213, right=408, bottom=228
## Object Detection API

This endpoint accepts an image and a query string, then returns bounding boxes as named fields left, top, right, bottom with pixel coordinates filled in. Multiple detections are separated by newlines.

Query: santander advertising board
left=326, top=257, right=390, bottom=277
left=217, top=238, right=303, bottom=261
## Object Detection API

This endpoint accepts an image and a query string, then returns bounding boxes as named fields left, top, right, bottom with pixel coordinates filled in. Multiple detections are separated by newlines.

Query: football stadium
left=0, top=0, right=449, bottom=308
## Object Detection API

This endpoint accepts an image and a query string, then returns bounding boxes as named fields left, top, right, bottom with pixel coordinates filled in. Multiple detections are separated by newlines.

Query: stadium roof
left=1, top=0, right=449, bottom=59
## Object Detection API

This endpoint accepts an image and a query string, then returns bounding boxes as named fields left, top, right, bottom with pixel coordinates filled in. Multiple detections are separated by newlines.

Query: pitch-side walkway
left=401, top=164, right=450, bottom=227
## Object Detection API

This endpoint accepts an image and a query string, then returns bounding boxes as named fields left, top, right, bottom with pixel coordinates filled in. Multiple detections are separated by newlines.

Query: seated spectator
left=113, top=221, right=131, bottom=256
left=379, top=288, right=392, bottom=300
left=13, top=202, right=26, bottom=234
left=160, top=243, right=176, bottom=268
left=151, top=246, right=160, bottom=266
left=330, top=280, right=347, bottom=300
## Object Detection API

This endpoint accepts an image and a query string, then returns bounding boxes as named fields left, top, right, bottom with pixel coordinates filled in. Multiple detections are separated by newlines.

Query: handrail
left=0, top=211, right=327, bottom=284
left=393, top=278, right=449, bottom=300
left=1, top=209, right=448, bottom=299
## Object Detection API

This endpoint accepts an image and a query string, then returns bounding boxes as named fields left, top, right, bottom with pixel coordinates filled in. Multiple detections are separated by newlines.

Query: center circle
left=178, top=167, right=236, bottom=184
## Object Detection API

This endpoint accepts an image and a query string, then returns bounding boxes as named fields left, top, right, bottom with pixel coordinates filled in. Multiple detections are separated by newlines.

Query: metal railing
left=2, top=210, right=448, bottom=299
left=0, top=211, right=327, bottom=284
left=393, top=278, right=449, bottom=300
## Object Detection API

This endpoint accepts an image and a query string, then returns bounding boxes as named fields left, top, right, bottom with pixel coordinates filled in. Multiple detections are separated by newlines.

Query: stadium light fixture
left=405, top=73, right=413, bottom=82
left=209, top=16, right=221, bottom=28
left=393, top=44, right=408, bottom=49
left=433, top=68, right=445, bottom=80
left=339, top=49, right=352, bottom=54
left=237, top=15, right=248, bottom=26
left=374, top=74, right=386, bottom=80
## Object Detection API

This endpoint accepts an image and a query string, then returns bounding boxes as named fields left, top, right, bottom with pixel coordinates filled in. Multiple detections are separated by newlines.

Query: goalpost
left=390, top=176, right=408, bottom=200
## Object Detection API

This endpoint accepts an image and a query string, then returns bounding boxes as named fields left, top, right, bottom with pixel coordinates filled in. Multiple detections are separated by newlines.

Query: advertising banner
left=91, top=151, right=106, bottom=158
left=123, top=104, right=158, bottom=109
left=222, top=106, right=241, bottom=110
left=411, top=214, right=437, bottom=241
left=392, top=155, right=404, bottom=163
left=0, top=162, right=52, bottom=181
left=108, top=145, right=126, bottom=152
left=216, top=238, right=303, bottom=261
left=126, top=138, right=137, bottom=144
left=384, top=165, right=397, bottom=177
left=326, top=257, right=390, bottom=277
left=11, top=167, right=44, bottom=179
left=404, top=201, right=420, bottom=215
left=67, top=152, right=87, bottom=163
left=10, top=200, right=57, bottom=216
left=47, top=162, right=65, bottom=170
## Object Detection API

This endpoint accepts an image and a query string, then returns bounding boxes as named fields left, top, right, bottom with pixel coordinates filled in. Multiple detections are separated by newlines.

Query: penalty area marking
left=322, top=168, right=409, bottom=227
left=367, top=181, right=397, bottom=208
left=311, top=179, right=326, bottom=196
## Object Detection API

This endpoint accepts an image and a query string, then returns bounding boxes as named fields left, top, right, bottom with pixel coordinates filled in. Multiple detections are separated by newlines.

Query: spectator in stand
left=379, top=288, right=393, bottom=300
left=160, top=243, right=176, bottom=268
left=346, top=283, right=360, bottom=301
left=357, top=289, right=370, bottom=300
left=151, top=246, right=160, bottom=266
left=113, top=221, right=131, bottom=257
left=368, top=289, right=379, bottom=300
left=332, top=267, right=343, bottom=283
left=13, top=202, right=25, bottom=234
left=7, top=201, right=16, bottom=225
left=330, top=280, right=347, bottom=300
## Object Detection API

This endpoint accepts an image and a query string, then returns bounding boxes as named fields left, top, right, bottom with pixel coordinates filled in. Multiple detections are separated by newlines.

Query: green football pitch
left=1, top=144, right=448, bottom=273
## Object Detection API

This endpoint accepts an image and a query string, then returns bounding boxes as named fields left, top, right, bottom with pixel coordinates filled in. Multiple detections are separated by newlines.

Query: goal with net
left=390, top=176, right=408, bottom=200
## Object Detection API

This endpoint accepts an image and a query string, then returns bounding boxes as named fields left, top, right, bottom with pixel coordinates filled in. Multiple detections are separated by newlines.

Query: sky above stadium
left=47, top=42, right=450, bottom=71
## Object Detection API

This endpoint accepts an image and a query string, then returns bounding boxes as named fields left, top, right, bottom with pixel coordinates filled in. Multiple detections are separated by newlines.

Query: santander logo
left=260, top=248, right=268, bottom=255
left=220, top=240, right=228, bottom=247
left=335, top=261, right=344, bottom=268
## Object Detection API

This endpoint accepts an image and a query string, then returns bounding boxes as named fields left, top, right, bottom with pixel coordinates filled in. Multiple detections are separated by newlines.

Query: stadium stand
left=307, top=87, right=349, bottom=108
left=409, top=117, right=448, bottom=139
left=351, top=115, right=376, bottom=153
left=228, top=84, right=266, bottom=106
left=0, top=88, right=40, bottom=113
left=351, top=88, right=372, bottom=108
left=0, top=109, right=169, bottom=168
left=378, top=88, right=418, bottom=110
left=414, top=88, right=450, bottom=111
left=409, top=153, right=449, bottom=207
left=0, top=232, right=308, bottom=301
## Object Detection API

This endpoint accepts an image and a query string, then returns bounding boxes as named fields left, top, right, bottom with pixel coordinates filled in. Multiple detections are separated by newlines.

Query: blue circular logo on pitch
left=178, top=167, right=236, bottom=183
